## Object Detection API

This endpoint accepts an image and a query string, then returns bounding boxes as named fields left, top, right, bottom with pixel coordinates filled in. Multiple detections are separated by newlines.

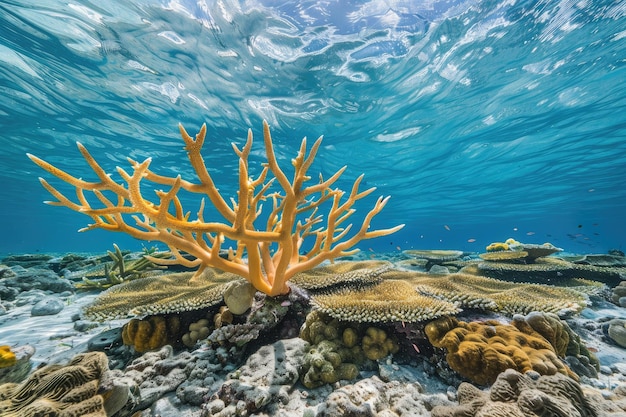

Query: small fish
left=412, top=343, right=420, bottom=353
left=396, top=246, right=401, bottom=251
left=467, top=238, right=476, bottom=243
left=526, top=231, right=535, bottom=236
left=444, top=225, right=450, bottom=231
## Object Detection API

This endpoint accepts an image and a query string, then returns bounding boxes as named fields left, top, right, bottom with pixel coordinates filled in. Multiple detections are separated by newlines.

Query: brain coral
left=83, top=268, right=243, bottom=321
left=425, top=316, right=575, bottom=385
left=0, top=351, right=125, bottom=417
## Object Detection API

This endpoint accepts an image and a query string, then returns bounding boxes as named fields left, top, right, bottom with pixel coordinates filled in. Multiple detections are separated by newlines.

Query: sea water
left=1, top=0, right=625, bottom=256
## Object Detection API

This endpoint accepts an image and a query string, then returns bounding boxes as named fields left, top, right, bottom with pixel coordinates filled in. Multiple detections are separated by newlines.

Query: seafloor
left=2, top=245, right=626, bottom=417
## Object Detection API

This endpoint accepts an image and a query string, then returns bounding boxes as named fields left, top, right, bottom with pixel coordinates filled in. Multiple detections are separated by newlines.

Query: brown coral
left=122, top=315, right=182, bottom=352
left=425, top=316, right=575, bottom=385
left=0, top=351, right=125, bottom=417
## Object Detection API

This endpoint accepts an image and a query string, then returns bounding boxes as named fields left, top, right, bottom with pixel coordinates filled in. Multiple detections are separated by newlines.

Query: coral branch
left=28, top=121, right=404, bottom=296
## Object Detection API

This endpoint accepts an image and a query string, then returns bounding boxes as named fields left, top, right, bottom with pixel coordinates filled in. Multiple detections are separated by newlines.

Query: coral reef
left=316, top=375, right=440, bottom=417
left=431, top=368, right=626, bottom=417
left=29, top=121, right=403, bottom=296
left=109, top=345, right=192, bottom=415
left=412, top=272, right=588, bottom=317
left=468, top=256, right=626, bottom=287
left=513, top=311, right=599, bottom=373
left=82, top=268, right=241, bottom=321
left=203, top=338, right=309, bottom=415
left=122, top=315, right=183, bottom=353
left=312, top=279, right=459, bottom=323
left=0, top=346, right=16, bottom=369
left=207, top=292, right=291, bottom=347
left=484, top=238, right=562, bottom=261
left=425, top=316, right=575, bottom=385
left=76, top=244, right=167, bottom=289
left=361, top=327, right=399, bottom=360
left=0, top=345, right=35, bottom=385
left=0, top=351, right=126, bottom=417
left=290, top=260, right=391, bottom=291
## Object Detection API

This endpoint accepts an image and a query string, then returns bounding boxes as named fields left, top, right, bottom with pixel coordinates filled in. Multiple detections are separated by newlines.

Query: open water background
left=1, top=0, right=625, bottom=255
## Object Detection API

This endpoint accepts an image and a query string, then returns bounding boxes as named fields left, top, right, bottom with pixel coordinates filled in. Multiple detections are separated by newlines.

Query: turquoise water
left=1, top=0, right=625, bottom=256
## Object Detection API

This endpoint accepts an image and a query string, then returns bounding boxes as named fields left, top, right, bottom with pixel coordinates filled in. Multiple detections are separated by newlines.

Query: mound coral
left=425, top=316, right=575, bottom=385
left=29, top=121, right=403, bottom=296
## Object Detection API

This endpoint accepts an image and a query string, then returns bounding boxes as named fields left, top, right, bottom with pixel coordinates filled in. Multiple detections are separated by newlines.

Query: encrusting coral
left=29, top=121, right=403, bottom=296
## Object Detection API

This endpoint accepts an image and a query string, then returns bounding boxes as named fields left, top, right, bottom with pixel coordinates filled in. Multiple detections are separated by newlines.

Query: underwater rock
left=206, top=338, right=309, bottom=415
left=30, top=295, right=64, bottom=316
left=0, top=345, right=35, bottom=384
left=316, top=375, right=442, bottom=417
left=0, top=266, right=74, bottom=298
left=608, top=319, right=626, bottom=349
left=1, top=254, right=53, bottom=269
left=110, top=345, right=193, bottom=416
left=0, top=351, right=125, bottom=417
left=431, top=368, right=626, bottom=417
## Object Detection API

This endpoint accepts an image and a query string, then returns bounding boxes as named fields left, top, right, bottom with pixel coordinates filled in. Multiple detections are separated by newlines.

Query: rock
left=30, top=296, right=64, bottom=316
left=317, top=375, right=434, bottom=417
left=1, top=266, right=74, bottom=298
left=74, top=320, right=99, bottom=332
left=211, top=338, right=309, bottom=414
left=608, top=319, right=626, bottom=348
left=88, top=327, right=123, bottom=351
left=1, top=254, right=53, bottom=269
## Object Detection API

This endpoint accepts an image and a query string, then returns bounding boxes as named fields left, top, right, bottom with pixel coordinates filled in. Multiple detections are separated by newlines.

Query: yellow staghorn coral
left=28, top=121, right=403, bottom=296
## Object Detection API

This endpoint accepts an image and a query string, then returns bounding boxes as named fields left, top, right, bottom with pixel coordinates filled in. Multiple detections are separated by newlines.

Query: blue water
left=1, top=0, right=625, bottom=256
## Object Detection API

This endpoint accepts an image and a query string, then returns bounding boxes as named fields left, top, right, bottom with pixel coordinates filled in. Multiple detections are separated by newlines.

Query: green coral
left=76, top=244, right=167, bottom=289
left=361, top=327, right=399, bottom=360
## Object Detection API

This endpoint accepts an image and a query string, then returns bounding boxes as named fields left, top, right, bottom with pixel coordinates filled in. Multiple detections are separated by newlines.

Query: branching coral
left=28, top=121, right=403, bottom=296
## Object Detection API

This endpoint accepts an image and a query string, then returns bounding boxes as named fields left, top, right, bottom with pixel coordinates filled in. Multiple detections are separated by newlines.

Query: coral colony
left=28, top=121, right=404, bottom=296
